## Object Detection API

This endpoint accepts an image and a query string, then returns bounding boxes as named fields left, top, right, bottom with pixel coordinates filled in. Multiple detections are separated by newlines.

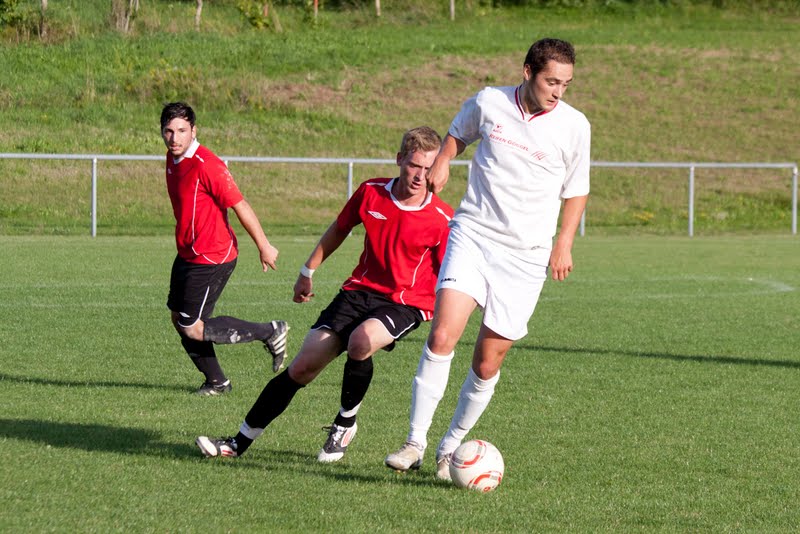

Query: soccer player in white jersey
left=196, top=127, right=454, bottom=462
left=385, top=38, right=591, bottom=480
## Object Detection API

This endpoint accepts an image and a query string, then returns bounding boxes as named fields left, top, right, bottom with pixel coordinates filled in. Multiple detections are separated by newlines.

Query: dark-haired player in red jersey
left=161, top=102, right=289, bottom=396
left=196, top=127, right=454, bottom=462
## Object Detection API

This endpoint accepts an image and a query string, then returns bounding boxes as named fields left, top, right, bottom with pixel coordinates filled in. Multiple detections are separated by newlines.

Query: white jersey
left=449, top=85, right=591, bottom=251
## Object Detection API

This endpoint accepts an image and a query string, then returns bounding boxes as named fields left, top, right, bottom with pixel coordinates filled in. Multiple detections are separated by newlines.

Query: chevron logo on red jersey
left=367, top=211, right=387, bottom=220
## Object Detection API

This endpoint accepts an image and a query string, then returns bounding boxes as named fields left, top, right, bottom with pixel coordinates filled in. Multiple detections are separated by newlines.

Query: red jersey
left=337, top=178, right=454, bottom=320
left=165, top=141, right=244, bottom=265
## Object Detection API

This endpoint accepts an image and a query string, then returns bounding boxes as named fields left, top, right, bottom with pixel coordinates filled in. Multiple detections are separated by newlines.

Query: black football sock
left=181, top=336, right=226, bottom=384
left=233, top=433, right=254, bottom=455
left=334, top=356, right=374, bottom=427
left=203, top=316, right=275, bottom=344
left=243, top=370, right=305, bottom=430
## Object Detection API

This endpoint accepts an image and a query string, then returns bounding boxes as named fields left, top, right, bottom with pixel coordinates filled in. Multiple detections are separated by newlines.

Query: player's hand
left=548, top=248, right=573, bottom=281
left=260, top=244, right=279, bottom=272
left=425, top=155, right=451, bottom=194
left=293, top=275, right=315, bottom=303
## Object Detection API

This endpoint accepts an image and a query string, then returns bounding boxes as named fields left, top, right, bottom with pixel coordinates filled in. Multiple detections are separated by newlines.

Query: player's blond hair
left=399, top=127, right=442, bottom=160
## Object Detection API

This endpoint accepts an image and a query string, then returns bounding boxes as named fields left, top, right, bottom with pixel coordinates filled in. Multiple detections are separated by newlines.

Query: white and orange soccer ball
left=449, top=439, right=504, bottom=492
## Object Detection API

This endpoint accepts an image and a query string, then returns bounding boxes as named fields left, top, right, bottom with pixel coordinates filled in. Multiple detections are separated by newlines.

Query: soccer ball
left=449, top=439, right=504, bottom=492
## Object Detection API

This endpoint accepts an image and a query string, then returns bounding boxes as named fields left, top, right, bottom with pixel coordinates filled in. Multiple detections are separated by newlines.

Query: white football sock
left=407, top=343, right=454, bottom=450
left=339, top=402, right=361, bottom=419
left=239, top=421, right=264, bottom=441
left=437, top=367, right=500, bottom=457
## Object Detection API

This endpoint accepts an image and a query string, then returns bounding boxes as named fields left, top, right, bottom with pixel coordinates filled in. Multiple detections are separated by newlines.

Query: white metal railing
left=591, top=161, right=799, bottom=237
left=0, top=153, right=797, bottom=238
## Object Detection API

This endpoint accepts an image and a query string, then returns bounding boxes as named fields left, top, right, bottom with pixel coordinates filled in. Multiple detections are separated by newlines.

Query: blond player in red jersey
left=196, top=127, right=454, bottom=462
left=162, top=102, right=289, bottom=396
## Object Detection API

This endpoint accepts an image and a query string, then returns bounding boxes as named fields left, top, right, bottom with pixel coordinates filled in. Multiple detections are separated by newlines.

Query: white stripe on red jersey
left=166, top=141, right=243, bottom=265
left=338, top=178, right=453, bottom=319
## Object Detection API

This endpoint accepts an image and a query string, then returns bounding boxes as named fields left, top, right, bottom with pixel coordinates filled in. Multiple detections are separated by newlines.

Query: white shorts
left=437, top=223, right=549, bottom=340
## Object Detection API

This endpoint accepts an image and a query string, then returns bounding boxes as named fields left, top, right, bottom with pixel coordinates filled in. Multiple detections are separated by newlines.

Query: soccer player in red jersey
left=196, top=127, right=454, bottom=461
left=162, top=102, right=289, bottom=396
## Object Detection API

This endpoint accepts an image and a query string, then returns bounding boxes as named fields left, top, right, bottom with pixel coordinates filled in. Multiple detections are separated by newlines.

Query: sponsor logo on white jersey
left=488, top=124, right=537, bottom=156
left=368, top=211, right=387, bottom=220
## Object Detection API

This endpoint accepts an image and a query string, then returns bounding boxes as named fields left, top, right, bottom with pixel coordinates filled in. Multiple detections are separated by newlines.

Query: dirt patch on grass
left=256, top=54, right=521, bottom=127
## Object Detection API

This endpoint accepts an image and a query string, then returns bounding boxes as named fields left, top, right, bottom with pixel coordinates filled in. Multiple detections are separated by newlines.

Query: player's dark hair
left=160, top=102, right=196, bottom=130
left=399, top=126, right=442, bottom=160
left=524, top=38, right=576, bottom=76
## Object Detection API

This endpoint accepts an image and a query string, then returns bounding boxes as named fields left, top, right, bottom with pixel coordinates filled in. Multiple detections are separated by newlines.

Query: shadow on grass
left=0, top=418, right=446, bottom=488
left=0, top=418, right=197, bottom=458
left=197, top=446, right=446, bottom=488
left=517, top=344, right=800, bottom=369
left=0, top=373, right=191, bottom=393
left=257, top=448, right=448, bottom=489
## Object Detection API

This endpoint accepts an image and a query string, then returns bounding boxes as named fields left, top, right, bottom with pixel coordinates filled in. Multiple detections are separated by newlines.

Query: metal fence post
left=688, top=165, right=695, bottom=237
left=347, top=161, right=354, bottom=198
left=793, top=166, right=798, bottom=235
left=91, top=158, right=98, bottom=237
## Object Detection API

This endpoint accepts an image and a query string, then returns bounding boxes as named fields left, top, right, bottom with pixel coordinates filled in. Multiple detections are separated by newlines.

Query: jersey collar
left=514, top=85, right=555, bottom=122
left=173, top=138, right=200, bottom=164
left=386, top=178, right=432, bottom=211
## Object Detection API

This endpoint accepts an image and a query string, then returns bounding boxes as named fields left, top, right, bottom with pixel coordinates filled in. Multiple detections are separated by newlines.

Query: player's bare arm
left=427, top=134, right=466, bottom=194
left=231, top=199, right=278, bottom=272
left=549, top=194, right=588, bottom=281
left=293, top=221, right=350, bottom=303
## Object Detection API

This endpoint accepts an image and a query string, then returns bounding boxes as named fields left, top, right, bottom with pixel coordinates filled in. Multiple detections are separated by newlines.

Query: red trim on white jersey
left=337, top=178, right=453, bottom=319
left=514, top=85, right=555, bottom=122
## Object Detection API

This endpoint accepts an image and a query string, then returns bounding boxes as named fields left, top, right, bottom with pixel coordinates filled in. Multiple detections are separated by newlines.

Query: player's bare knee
left=473, top=362, right=500, bottom=381
left=473, top=352, right=505, bottom=379
left=287, top=360, right=317, bottom=385
left=427, top=328, right=457, bottom=355
left=346, top=333, right=373, bottom=361
left=177, top=322, right=203, bottom=341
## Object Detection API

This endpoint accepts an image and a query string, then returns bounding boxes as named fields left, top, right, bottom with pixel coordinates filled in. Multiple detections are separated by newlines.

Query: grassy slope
left=0, top=2, right=799, bottom=235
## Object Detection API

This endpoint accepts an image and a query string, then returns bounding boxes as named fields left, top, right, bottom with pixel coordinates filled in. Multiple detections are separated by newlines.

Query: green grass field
left=2, top=2, right=800, bottom=531
left=2, top=234, right=798, bottom=531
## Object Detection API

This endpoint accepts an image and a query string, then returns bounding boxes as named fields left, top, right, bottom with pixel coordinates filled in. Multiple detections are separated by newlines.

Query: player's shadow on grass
left=196, top=447, right=446, bottom=488
left=0, top=418, right=196, bottom=458
left=0, top=372, right=189, bottom=393
left=0, top=418, right=445, bottom=487
left=257, top=448, right=447, bottom=488
left=519, top=345, right=800, bottom=369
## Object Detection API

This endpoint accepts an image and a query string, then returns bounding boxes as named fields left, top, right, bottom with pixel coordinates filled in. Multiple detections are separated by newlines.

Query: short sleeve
left=335, top=181, right=367, bottom=232
left=448, top=91, right=484, bottom=146
left=205, top=159, right=244, bottom=209
left=560, top=116, right=591, bottom=199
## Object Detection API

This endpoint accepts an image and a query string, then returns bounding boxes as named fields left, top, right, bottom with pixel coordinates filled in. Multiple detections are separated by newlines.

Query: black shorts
left=312, top=290, right=423, bottom=353
left=167, top=255, right=236, bottom=327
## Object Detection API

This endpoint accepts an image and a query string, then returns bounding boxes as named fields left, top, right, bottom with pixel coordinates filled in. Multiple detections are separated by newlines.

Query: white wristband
left=300, top=265, right=315, bottom=278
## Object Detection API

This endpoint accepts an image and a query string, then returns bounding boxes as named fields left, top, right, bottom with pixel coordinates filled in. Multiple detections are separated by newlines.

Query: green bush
left=0, top=0, right=36, bottom=32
